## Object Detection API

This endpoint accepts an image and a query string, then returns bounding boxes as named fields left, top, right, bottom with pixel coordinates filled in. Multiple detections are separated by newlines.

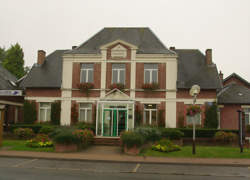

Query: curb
left=1, top=154, right=250, bottom=167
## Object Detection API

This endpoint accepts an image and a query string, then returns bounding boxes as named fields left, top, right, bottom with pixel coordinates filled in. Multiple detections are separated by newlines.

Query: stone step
left=94, top=137, right=121, bottom=146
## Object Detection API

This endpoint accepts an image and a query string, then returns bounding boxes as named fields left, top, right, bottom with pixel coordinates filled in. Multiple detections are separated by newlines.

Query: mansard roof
left=65, top=27, right=175, bottom=55
left=174, top=49, right=222, bottom=90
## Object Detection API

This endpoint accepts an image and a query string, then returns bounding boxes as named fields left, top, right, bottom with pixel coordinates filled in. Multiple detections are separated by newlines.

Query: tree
left=0, top=47, right=5, bottom=63
left=23, top=100, right=37, bottom=124
left=204, top=102, right=219, bottom=128
left=51, top=101, right=61, bottom=125
left=2, top=43, right=25, bottom=78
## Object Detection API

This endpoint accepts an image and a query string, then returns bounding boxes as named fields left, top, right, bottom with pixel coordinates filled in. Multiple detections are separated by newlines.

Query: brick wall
left=177, top=89, right=216, bottom=99
left=224, top=77, right=250, bottom=89
left=26, top=89, right=61, bottom=97
left=220, top=104, right=242, bottom=129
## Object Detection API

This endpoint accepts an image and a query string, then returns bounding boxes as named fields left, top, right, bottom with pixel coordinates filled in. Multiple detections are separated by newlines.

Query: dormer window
left=112, top=64, right=125, bottom=84
left=80, top=64, right=93, bottom=83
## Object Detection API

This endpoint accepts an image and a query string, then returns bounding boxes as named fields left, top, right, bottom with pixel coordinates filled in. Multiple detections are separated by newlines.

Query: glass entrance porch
left=96, top=101, right=134, bottom=137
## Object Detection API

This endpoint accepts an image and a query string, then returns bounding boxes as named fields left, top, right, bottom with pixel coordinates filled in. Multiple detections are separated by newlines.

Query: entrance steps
left=94, top=137, right=121, bottom=146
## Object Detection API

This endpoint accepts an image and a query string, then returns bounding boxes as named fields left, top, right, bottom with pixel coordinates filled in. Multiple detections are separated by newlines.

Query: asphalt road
left=0, top=157, right=249, bottom=180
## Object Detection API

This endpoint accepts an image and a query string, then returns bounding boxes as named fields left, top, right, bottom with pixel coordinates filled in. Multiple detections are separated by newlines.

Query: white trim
left=0, top=100, right=23, bottom=106
left=141, top=101, right=161, bottom=104
left=39, top=102, right=51, bottom=123
left=76, top=100, right=96, bottom=103
left=112, top=68, right=125, bottom=84
left=78, top=103, right=92, bottom=123
left=242, top=105, right=250, bottom=108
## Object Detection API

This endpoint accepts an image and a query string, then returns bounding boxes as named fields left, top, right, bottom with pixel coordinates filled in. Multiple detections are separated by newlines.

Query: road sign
left=0, top=90, right=22, bottom=96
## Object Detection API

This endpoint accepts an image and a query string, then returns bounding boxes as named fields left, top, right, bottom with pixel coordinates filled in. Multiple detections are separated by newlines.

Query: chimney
left=170, top=46, right=175, bottom=51
left=37, top=50, right=46, bottom=65
left=72, top=46, right=77, bottom=49
left=205, top=49, right=212, bottom=65
left=219, top=70, right=224, bottom=81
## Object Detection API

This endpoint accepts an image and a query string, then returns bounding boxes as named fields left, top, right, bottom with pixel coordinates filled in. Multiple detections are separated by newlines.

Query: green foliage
left=14, top=128, right=35, bottom=139
left=214, top=131, right=238, bottom=142
left=23, top=100, right=37, bottom=124
left=246, top=125, right=250, bottom=133
left=39, top=126, right=55, bottom=135
left=76, top=122, right=95, bottom=133
left=53, top=129, right=80, bottom=145
left=177, top=128, right=238, bottom=138
left=152, top=139, right=181, bottom=153
left=204, top=102, right=219, bottom=128
left=134, top=127, right=161, bottom=142
left=10, top=124, right=42, bottom=134
left=159, top=128, right=184, bottom=140
left=72, top=129, right=94, bottom=147
left=2, top=43, right=25, bottom=78
left=0, top=46, right=6, bottom=62
left=121, top=131, right=144, bottom=148
left=26, top=134, right=53, bottom=148
left=51, top=101, right=61, bottom=125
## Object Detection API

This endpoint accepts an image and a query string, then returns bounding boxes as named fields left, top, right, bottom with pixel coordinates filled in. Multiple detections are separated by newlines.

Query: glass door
left=103, top=109, right=112, bottom=136
left=118, top=110, right=127, bottom=136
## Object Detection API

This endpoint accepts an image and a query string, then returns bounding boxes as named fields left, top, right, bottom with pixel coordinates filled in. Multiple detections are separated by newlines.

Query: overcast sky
left=0, top=0, right=249, bottom=80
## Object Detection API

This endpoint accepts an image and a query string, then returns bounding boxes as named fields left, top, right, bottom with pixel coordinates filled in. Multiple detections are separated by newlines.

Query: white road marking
left=132, top=163, right=140, bottom=173
left=12, top=159, right=38, bottom=167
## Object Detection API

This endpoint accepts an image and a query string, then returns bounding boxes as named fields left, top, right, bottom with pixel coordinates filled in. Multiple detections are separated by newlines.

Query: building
left=21, top=27, right=222, bottom=137
left=218, top=72, right=250, bottom=130
left=0, top=63, right=24, bottom=128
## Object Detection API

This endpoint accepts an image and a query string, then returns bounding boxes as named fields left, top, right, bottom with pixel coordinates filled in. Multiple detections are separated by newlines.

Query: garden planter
left=55, top=143, right=78, bottom=153
left=124, top=145, right=140, bottom=155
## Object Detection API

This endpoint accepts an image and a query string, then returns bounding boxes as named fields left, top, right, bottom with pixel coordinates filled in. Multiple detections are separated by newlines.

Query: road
left=0, top=157, right=249, bottom=180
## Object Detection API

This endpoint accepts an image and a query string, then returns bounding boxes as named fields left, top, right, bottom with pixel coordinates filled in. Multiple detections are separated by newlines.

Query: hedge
left=9, top=124, right=59, bottom=134
left=177, top=128, right=239, bottom=138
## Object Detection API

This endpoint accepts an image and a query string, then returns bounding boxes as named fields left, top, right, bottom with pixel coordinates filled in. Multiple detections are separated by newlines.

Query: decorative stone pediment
left=100, top=39, right=138, bottom=50
left=111, top=44, right=127, bottom=58
left=103, top=88, right=131, bottom=100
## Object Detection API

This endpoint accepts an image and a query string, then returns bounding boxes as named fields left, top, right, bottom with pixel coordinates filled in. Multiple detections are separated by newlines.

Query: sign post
left=237, top=110, right=243, bottom=153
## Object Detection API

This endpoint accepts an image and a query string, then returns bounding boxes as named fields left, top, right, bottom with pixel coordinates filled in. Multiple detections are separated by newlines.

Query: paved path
left=1, top=145, right=250, bottom=166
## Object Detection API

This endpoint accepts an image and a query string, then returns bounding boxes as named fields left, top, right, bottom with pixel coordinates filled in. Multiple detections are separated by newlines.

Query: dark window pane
left=112, top=70, right=118, bottom=83
left=144, top=64, right=158, bottom=69
left=88, top=70, right=93, bottom=82
left=152, top=70, right=158, bottom=83
left=81, top=64, right=94, bottom=69
left=81, top=70, right=87, bottom=83
left=112, top=64, right=125, bottom=69
left=120, top=70, right=125, bottom=84
left=144, top=70, right=150, bottom=83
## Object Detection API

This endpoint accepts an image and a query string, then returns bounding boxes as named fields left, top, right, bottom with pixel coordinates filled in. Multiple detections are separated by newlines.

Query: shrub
left=51, top=101, right=61, bottom=125
left=53, top=130, right=81, bottom=145
left=246, top=125, right=250, bottom=133
left=134, top=127, right=161, bottom=142
left=23, top=100, right=37, bottom=124
left=26, top=134, right=53, bottom=148
left=121, top=131, right=144, bottom=148
left=214, top=131, right=237, bottom=142
left=72, top=129, right=94, bottom=147
left=152, top=139, right=181, bottom=153
left=76, top=122, right=95, bottom=133
left=160, top=128, right=184, bottom=140
left=10, top=124, right=42, bottom=134
left=39, top=126, right=55, bottom=135
left=14, top=128, right=35, bottom=139
left=204, top=102, right=218, bottom=128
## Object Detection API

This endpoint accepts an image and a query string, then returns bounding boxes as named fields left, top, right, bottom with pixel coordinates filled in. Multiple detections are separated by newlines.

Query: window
left=244, top=108, right=250, bottom=125
left=39, top=102, right=51, bottom=122
left=144, top=64, right=158, bottom=83
left=79, top=103, right=92, bottom=123
left=144, top=104, right=157, bottom=126
left=80, top=64, right=94, bottom=83
left=112, top=64, right=125, bottom=84
left=186, top=113, right=201, bottom=125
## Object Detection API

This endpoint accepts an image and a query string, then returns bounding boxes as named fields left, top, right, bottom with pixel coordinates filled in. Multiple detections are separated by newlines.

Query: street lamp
left=189, top=85, right=200, bottom=155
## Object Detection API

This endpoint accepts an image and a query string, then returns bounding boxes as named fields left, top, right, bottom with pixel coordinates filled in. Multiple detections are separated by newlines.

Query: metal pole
left=192, top=94, right=197, bottom=155
left=237, top=110, right=243, bottom=153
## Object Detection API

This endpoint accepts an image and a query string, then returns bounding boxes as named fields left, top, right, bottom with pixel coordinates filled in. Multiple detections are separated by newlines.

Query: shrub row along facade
left=20, top=27, right=249, bottom=137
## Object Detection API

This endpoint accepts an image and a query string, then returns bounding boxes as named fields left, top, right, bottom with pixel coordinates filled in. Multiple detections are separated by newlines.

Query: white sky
left=0, top=0, right=249, bottom=80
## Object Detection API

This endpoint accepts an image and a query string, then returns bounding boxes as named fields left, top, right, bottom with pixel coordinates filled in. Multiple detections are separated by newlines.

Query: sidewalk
left=1, top=146, right=250, bottom=167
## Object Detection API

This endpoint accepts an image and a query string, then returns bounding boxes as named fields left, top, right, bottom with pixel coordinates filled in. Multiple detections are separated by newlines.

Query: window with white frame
left=186, top=113, right=201, bottom=125
left=80, top=64, right=94, bottom=83
left=144, top=64, right=158, bottom=83
left=244, top=108, right=250, bottom=125
left=144, top=104, right=157, bottom=126
left=39, top=102, right=51, bottom=122
left=112, top=64, right=125, bottom=84
left=79, top=103, right=92, bottom=123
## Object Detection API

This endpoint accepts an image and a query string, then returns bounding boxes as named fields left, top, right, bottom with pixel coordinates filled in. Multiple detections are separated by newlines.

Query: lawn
left=141, top=146, right=250, bottom=159
left=1, top=140, right=54, bottom=152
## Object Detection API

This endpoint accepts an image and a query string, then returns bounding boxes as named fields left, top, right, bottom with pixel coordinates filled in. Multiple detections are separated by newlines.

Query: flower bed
left=26, top=134, right=53, bottom=148
left=152, top=139, right=181, bottom=153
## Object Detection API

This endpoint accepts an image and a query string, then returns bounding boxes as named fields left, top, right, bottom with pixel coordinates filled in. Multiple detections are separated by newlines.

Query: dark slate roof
left=174, top=49, right=222, bottom=89
left=65, top=27, right=175, bottom=55
left=218, top=83, right=250, bottom=104
left=20, top=50, right=68, bottom=88
left=223, top=73, right=250, bottom=86
left=0, top=63, right=17, bottom=90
